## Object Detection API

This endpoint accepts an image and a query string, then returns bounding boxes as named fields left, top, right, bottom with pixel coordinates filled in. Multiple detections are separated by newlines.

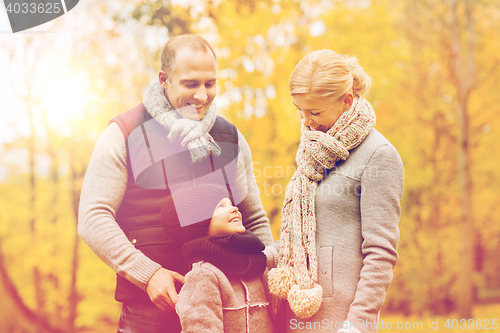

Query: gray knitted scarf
left=143, top=80, right=221, bottom=163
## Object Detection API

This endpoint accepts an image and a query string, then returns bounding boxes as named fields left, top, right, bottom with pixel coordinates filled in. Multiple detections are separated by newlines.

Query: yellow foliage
left=2, top=0, right=500, bottom=331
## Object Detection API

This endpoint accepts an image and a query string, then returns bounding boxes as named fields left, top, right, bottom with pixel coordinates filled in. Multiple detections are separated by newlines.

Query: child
left=160, top=184, right=274, bottom=333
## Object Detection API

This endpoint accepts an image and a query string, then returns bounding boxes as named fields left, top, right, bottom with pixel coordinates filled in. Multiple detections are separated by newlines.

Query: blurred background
left=1, top=0, right=500, bottom=332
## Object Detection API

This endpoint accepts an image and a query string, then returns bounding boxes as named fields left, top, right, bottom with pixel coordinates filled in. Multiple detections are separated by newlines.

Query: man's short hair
left=160, top=35, right=217, bottom=81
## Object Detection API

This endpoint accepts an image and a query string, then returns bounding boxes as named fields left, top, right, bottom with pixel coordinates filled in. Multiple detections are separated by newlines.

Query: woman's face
left=292, top=93, right=353, bottom=133
left=208, top=198, right=245, bottom=236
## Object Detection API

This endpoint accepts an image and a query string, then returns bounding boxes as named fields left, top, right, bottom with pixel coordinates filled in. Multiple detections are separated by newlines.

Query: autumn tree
left=0, top=2, right=159, bottom=331
left=397, top=0, right=500, bottom=317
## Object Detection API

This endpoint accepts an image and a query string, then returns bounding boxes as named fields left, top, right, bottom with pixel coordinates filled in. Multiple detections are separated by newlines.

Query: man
left=78, top=35, right=277, bottom=332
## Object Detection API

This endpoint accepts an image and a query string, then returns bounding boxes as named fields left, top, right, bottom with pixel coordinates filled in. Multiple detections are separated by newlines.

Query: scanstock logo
left=4, top=0, right=78, bottom=33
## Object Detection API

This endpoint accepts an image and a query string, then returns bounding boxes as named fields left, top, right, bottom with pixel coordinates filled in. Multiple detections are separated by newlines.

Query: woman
left=268, top=50, right=404, bottom=333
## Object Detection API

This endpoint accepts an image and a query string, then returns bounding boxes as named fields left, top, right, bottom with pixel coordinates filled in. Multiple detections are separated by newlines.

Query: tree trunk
left=67, top=230, right=80, bottom=333
left=67, top=152, right=82, bottom=333
left=450, top=0, right=475, bottom=319
left=25, top=75, right=48, bottom=320
left=0, top=237, right=65, bottom=333
left=1, top=35, right=66, bottom=333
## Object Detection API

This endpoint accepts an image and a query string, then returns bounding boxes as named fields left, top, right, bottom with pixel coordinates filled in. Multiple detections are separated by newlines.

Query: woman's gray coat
left=281, top=129, right=404, bottom=333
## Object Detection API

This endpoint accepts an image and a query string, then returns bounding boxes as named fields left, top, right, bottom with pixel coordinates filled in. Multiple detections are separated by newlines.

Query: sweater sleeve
left=346, top=144, right=404, bottom=330
left=235, top=130, right=274, bottom=246
left=78, top=122, right=161, bottom=291
left=176, top=267, right=224, bottom=333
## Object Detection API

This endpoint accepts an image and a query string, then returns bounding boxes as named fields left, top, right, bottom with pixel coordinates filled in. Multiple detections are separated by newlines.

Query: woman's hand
left=337, top=321, right=362, bottom=333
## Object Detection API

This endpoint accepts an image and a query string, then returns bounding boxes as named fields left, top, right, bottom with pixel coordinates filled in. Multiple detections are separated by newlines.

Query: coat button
left=322, top=270, right=327, bottom=275
left=131, top=239, right=137, bottom=244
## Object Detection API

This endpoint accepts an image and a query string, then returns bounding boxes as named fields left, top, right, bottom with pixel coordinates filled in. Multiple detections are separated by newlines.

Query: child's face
left=208, top=198, right=245, bottom=236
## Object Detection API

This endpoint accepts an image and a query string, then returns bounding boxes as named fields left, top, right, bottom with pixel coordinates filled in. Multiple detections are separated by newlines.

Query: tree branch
left=0, top=236, right=66, bottom=333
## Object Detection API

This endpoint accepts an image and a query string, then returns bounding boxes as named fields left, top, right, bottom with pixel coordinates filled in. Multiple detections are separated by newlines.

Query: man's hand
left=146, top=268, right=185, bottom=312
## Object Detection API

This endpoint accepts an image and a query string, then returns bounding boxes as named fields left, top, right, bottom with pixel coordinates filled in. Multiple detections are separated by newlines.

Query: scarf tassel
left=268, top=266, right=295, bottom=299
left=288, top=284, right=323, bottom=319
left=268, top=266, right=323, bottom=319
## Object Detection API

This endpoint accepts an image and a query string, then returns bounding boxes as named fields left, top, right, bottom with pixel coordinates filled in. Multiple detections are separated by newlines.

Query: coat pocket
left=318, top=246, right=334, bottom=297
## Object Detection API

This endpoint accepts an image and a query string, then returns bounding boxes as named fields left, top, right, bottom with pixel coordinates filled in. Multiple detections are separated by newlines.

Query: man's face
left=160, top=48, right=217, bottom=121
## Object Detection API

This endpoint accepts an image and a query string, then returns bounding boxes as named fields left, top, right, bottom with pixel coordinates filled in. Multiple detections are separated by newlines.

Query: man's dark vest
left=109, top=103, right=239, bottom=302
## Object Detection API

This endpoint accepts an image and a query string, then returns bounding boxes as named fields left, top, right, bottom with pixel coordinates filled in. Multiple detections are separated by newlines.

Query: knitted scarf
left=181, top=231, right=267, bottom=280
left=143, top=80, right=221, bottom=163
left=268, top=97, right=376, bottom=319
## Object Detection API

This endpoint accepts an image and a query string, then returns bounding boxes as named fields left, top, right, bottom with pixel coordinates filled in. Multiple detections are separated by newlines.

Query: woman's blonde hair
left=289, top=49, right=372, bottom=101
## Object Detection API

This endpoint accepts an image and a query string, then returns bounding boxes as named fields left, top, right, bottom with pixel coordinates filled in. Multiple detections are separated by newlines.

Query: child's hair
left=161, top=184, right=230, bottom=243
